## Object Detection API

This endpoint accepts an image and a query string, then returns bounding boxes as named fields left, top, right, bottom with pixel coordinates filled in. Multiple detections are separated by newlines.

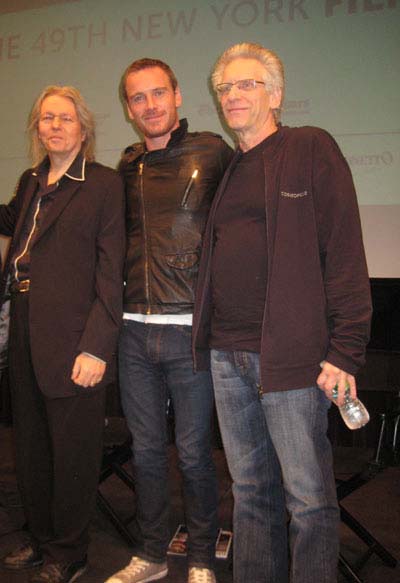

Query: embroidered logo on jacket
left=280, top=190, right=308, bottom=199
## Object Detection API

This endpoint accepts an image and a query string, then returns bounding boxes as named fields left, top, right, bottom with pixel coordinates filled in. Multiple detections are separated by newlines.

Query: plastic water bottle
left=332, top=384, right=370, bottom=430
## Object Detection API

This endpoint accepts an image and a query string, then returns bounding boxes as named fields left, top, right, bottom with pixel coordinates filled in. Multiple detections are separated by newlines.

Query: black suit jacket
left=0, top=154, right=125, bottom=398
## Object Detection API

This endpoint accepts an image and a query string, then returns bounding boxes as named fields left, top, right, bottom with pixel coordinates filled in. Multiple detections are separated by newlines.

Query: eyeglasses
left=215, top=79, right=266, bottom=96
left=40, top=114, right=78, bottom=125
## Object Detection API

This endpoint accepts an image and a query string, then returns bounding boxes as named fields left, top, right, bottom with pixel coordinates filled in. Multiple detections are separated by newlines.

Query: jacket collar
left=165, top=118, right=188, bottom=148
left=11, top=153, right=87, bottom=252
left=32, top=151, right=86, bottom=182
left=236, top=123, right=285, bottom=156
left=123, top=118, right=189, bottom=164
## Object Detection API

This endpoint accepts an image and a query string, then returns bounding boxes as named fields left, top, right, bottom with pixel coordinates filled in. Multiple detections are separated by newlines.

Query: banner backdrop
left=1, top=0, right=399, bottom=275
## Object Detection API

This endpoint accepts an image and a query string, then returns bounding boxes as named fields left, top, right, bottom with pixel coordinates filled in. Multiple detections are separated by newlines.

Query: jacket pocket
left=164, top=252, right=199, bottom=270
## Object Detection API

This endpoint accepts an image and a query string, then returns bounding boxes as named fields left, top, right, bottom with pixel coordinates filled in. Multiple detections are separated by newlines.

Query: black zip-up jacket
left=193, top=125, right=372, bottom=392
left=119, top=119, right=233, bottom=315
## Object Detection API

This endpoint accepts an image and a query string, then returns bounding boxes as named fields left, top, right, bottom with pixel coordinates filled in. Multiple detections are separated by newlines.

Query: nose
left=145, top=95, right=156, bottom=109
left=226, top=84, right=241, bottom=100
left=51, top=115, right=61, bottom=128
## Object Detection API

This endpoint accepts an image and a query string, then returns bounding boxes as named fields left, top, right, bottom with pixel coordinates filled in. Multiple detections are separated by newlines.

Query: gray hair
left=212, top=42, right=285, bottom=122
left=27, top=85, right=96, bottom=166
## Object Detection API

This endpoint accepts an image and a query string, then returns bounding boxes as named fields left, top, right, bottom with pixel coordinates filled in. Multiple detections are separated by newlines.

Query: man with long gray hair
left=0, top=85, right=125, bottom=583
left=193, top=42, right=372, bottom=582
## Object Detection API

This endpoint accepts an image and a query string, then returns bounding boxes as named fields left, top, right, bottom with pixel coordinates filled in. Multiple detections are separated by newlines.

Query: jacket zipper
left=139, top=158, right=151, bottom=314
left=259, top=153, right=270, bottom=394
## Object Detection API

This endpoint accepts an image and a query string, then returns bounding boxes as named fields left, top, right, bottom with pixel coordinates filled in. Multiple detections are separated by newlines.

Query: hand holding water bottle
left=317, top=361, right=369, bottom=430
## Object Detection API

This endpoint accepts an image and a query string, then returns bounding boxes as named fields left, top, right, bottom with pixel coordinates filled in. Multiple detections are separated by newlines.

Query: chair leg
left=392, top=414, right=400, bottom=453
left=97, top=490, right=136, bottom=547
left=338, top=553, right=365, bottom=583
left=340, top=505, right=397, bottom=568
left=373, top=414, right=387, bottom=464
left=97, top=435, right=137, bottom=546
left=111, top=462, right=136, bottom=491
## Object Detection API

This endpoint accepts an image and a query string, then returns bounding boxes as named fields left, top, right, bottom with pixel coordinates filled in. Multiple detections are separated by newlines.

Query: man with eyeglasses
left=0, top=85, right=125, bottom=583
left=192, top=43, right=372, bottom=583
left=104, top=58, right=232, bottom=583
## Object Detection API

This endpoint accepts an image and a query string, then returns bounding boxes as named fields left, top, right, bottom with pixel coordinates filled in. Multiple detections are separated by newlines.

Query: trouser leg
left=9, top=292, right=53, bottom=548
left=118, top=320, right=169, bottom=563
left=262, top=386, right=339, bottom=583
left=42, top=389, right=106, bottom=562
left=9, top=292, right=106, bottom=562
left=211, top=349, right=288, bottom=583
left=163, top=325, right=218, bottom=567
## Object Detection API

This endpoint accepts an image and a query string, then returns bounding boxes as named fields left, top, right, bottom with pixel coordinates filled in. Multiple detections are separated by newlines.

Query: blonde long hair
left=27, top=85, right=96, bottom=166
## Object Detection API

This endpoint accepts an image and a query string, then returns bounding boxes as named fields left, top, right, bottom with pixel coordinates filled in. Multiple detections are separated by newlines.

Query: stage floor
left=0, top=422, right=399, bottom=583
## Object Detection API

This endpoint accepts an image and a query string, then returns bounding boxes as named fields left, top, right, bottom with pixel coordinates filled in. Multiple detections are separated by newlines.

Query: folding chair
left=336, top=401, right=399, bottom=582
left=97, top=417, right=136, bottom=546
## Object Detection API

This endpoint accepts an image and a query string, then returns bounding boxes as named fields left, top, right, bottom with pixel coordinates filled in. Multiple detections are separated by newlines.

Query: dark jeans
left=119, top=320, right=218, bottom=567
left=211, top=349, right=340, bottom=583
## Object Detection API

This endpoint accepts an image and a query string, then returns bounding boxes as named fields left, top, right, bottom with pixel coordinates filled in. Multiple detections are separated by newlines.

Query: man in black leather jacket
left=105, top=59, right=232, bottom=583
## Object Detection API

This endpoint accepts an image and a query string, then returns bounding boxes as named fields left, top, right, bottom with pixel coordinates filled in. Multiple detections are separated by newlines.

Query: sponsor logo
left=280, top=190, right=308, bottom=198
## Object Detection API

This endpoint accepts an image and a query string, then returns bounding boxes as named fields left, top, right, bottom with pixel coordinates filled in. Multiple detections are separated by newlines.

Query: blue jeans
left=211, top=349, right=339, bottom=583
left=119, top=320, right=218, bottom=567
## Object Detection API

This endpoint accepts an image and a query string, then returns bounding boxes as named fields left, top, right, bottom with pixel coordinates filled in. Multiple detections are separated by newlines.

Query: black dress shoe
left=3, top=543, right=44, bottom=570
left=30, top=557, right=87, bottom=583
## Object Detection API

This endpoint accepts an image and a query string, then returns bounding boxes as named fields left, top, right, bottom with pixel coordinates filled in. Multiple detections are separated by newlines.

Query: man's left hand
left=317, top=361, right=356, bottom=406
left=71, top=353, right=106, bottom=388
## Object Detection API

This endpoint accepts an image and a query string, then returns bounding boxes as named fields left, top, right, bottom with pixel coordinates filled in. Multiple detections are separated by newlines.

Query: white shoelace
left=125, top=558, right=150, bottom=574
left=189, top=567, right=215, bottom=583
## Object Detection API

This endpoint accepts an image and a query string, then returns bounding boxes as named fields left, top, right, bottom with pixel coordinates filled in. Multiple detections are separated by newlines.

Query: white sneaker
left=188, top=567, right=216, bottom=583
left=105, top=556, right=168, bottom=583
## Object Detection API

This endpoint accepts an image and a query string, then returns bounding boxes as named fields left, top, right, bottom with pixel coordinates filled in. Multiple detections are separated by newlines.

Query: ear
left=269, top=88, right=282, bottom=110
left=174, top=86, right=183, bottom=108
left=126, top=103, right=135, bottom=121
